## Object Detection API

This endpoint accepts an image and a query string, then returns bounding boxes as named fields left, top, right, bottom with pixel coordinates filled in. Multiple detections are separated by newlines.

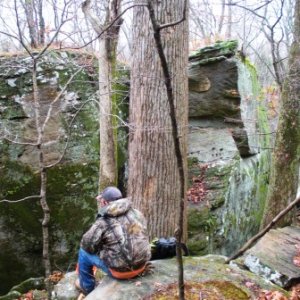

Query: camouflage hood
left=98, top=198, right=132, bottom=217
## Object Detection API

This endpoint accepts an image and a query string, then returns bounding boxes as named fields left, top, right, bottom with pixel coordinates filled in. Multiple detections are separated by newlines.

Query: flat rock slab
left=244, top=226, right=300, bottom=287
left=83, top=255, right=287, bottom=300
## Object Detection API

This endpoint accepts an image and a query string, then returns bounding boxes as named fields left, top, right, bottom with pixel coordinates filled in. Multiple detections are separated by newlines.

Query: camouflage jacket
left=80, top=198, right=151, bottom=270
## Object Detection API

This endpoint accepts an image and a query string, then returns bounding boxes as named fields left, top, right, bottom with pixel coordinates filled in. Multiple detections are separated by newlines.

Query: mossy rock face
left=0, top=291, right=21, bottom=300
left=145, top=280, right=250, bottom=300
left=188, top=41, right=241, bottom=119
left=0, top=52, right=99, bottom=295
left=10, top=277, right=45, bottom=294
left=0, top=51, right=100, bottom=168
left=0, top=51, right=130, bottom=294
left=85, top=256, right=289, bottom=300
left=186, top=40, right=272, bottom=259
left=189, top=40, right=238, bottom=64
left=0, top=159, right=98, bottom=294
left=187, top=159, right=236, bottom=256
left=217, top=153, right=270, bottom=255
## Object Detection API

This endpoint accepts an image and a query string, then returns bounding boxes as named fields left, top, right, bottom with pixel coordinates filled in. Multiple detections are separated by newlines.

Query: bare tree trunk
left=24, top=0, right=38, bottom=48
left=128, top=0, right=189, bottom=240
left=146, top=2, right=188, bottom=298
left=5, top=1, right=75, bottom=293
left=38, top=0, right=45, bottom=45
left=261, top=0, right=300, bottom=228
left=82, top=0, right=122, bottom=190
left=267, top=28, right=284, bottom=90
left=98, top=38, right=117, bottom=189
left=218, top=0, right=226, bottom=35
left=226, top=0, right=232, bottom=39
left=52, top=0, right=59, bottom=28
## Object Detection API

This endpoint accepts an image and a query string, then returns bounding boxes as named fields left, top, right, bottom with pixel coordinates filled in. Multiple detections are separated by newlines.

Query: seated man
left=76, top=186, right=151, bottom=296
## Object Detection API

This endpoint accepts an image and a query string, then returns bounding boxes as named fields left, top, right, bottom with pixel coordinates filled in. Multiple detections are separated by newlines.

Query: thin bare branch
left=44, top=98, right=91, bottom=169
left=14, top=0, right=33, bottom=57
left=228, top=2, right=266, bottom=20
left=253, top=0, right=274, bottom=11
left=0, top=195, right=41, bottom=204
left=41, top=67, right=83, bottom=133
left=61, top=3, right=147, bottom=50
left=37, top=0, right=73, bottom=59
left=1, top=135, right=38, bottom=146
left=82, top=0, right=104, bottom=35
left=0, top=31, right=19, bottom=41
left=158, top=0, right=187, bottom=30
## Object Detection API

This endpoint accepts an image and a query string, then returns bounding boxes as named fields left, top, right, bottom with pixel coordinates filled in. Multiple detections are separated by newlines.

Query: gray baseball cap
left=100, top=186, right=122, bottom=201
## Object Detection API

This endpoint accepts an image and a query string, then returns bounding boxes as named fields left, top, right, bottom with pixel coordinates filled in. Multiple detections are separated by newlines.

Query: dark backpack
left=150, top=237, right=189, bottom=260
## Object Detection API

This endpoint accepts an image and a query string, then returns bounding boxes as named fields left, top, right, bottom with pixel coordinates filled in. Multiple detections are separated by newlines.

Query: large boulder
left=0, top=52, right=129, bottom=294
left=243, top=226, right=300, bottom=288
left=53, top=256, right=289, bottom=300
left=186, top=41, right=271, bottom=256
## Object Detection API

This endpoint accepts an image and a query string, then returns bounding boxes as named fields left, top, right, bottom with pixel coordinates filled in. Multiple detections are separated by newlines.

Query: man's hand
left=141, top=261, right=155, bottom=276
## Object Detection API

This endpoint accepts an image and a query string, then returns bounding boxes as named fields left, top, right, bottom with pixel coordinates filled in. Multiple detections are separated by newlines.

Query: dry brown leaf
left=20, top=291, right=33, bottom=300
left=290, top=283, right=300, bottom=300
left=257, top=290, right=288, bottom=300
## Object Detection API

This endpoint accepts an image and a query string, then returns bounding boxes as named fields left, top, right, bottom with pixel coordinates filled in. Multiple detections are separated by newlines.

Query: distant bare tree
left=20, top=0, right=45, bottom=48
left=189, top=0, right=232, bottom=46
left=189, top=0, right=293, bottom=89
left=229, top=0, right=292, bottom=90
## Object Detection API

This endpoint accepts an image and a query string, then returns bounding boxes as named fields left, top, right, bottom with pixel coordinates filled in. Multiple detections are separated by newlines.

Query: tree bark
left=261, top=0, right=300, bottom=228
left=98, top=38, right=117, bottom=189
left=128, top=0, right=189, bottom=240
left=146, top=2, right=188, bottom=298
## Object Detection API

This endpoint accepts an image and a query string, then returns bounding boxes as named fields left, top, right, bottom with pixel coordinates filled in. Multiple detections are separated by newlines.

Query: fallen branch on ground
left=225, top=195, right=300, bottom=263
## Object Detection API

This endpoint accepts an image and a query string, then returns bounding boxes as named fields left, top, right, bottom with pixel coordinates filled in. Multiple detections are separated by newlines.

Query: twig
left=159, top=1, right=187, bottom=30
left=1, top=135, right=38, bottom=146
left=41, top=67, right=83, bottom=133
left=44, top=98, right=91, bottom=169
left=67, top=4, right=147, bottom=50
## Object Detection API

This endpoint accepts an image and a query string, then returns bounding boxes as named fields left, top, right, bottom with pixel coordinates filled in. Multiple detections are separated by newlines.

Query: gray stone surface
left=188, top=58, right=241, bottom=119
left=83, top=256, right=287, bottom=300
left=53, top=272, right=79, bottom=300
left=188, top=119, right=238, bottom=163
left=244, top=226, right=300, bottom=287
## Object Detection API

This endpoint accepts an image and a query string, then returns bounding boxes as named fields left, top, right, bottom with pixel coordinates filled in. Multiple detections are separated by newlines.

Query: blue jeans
left=78, top=248, right=112, bottom=294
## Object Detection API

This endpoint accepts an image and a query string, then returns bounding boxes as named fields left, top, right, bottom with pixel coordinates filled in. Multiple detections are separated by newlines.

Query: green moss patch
left=144, top=280, right=250, bottom=300
left=189, top=40, right=238, bottom=63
